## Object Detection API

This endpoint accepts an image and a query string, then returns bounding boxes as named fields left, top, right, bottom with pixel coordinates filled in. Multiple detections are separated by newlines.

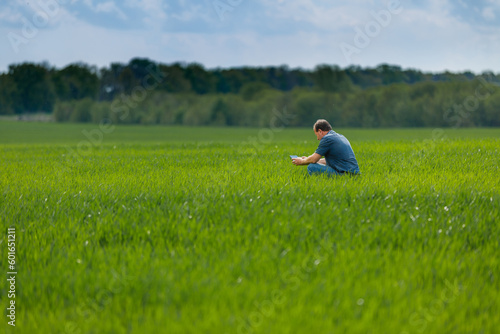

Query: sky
left=1, top=0, right=500, bottom=73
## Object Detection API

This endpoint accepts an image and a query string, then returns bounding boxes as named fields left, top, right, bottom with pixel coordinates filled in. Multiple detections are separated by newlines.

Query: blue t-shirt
left=315, top=130, right=360, bottom=174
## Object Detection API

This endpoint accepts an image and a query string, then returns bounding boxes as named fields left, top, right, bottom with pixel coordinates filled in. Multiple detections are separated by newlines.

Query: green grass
left=1, top=121, right=500, bottom=144
left=1, top=122, right=499, bottom=334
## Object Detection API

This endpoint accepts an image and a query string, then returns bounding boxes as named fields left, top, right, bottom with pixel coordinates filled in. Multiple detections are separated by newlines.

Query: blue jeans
left=307, top=163, right=343, bottom=176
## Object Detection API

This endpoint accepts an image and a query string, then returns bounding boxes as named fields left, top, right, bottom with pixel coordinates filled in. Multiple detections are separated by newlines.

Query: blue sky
left=1, top=0, right=499, bottom=73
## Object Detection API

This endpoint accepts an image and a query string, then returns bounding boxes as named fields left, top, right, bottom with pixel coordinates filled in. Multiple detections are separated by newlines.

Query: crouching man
left=292, top=119, right=360, bottom=176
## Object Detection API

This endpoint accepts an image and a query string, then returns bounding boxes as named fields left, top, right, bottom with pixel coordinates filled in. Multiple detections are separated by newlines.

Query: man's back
left=315, top=130, right=360, bottom=174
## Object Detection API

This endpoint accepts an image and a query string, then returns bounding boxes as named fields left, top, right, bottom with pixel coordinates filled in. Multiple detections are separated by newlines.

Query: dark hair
left=313, top=119, right=332, bottom=132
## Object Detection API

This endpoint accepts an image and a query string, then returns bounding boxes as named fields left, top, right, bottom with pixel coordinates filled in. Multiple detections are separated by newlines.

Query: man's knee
left=307, top=164, right=314, bottom=175
left=307, top=163, right=320, bottom=175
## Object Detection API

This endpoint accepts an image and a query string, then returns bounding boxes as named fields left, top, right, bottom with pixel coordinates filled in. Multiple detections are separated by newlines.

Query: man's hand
left=292, top=154, right=321, bottom=166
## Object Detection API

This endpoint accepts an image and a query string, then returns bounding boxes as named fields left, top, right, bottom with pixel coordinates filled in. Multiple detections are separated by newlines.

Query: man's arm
left=292, top=153, right=322, bottom=166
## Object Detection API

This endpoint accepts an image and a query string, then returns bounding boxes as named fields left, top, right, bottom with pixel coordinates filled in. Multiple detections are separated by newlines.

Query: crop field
left=1, top=122, right=499, bottom=334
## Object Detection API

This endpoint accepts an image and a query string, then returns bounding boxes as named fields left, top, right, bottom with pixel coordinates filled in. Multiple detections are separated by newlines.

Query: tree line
left=0, top=59, right=499, bottom=127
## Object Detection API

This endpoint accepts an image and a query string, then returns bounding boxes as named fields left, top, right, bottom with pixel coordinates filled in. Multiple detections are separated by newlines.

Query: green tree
left=8, top=63, right=55, bottom=113
left=185, top=63, right=215, bottom=94
left=52, top=63, right=99, bottom=101
left=0, top=74, right=15, bottom=114
left=313, top=65, right=352, bottom=92
left=118, top=67, right=137, bottom=96
left=69, top=98, right=93, bottom=122
left=240, top=82, right=271, bottom=101
left=99, top=63, right=126, bottom=101
left=210, top=98, right=232, bottom=126
left=158, top=63, right=191, bottom=93
left=376, top=64, right=407, bottom=85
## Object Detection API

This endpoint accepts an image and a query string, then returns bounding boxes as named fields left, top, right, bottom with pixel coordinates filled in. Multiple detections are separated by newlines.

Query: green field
left=1, top=122, right=499, bottom=334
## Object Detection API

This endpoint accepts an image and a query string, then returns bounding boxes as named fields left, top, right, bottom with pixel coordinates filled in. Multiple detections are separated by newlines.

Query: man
left=292, top=119, right=360, bottom=176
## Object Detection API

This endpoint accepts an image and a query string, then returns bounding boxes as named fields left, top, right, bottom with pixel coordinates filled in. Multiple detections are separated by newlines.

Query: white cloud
left=1, top=0, right=500, bottom=73
left=258, top=0, right=375, bottom=31
left=170, top=4, right=207, bottom=22
left=0, top=7, right=22, bottom=24
left=83, top=0, right=127, bottom=20
left=0, top=9, right=152, bottom=69
left=486, top=0, right=500, bottom=6
left=482, top=7, right=496, bottom=20
left=159, top=30, right=338, bottom=69
left=120, top=0, right=170, bottom=30
left=125, top=0, right=166, bottom=19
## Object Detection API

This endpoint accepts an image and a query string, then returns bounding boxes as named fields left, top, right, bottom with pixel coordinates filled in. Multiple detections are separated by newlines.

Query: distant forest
left=1, top=58, right=499, bottom=127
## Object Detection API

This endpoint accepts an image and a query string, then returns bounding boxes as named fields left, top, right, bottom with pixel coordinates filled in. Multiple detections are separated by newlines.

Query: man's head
left=313, top=119, right=332, bottom=140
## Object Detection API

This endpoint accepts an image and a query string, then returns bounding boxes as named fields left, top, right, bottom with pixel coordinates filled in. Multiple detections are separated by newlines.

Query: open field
left=1, top=122, right=499, bottom=334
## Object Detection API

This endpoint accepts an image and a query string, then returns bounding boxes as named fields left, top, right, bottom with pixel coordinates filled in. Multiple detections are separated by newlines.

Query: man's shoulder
left=322, top=131, right=341, bottom=142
